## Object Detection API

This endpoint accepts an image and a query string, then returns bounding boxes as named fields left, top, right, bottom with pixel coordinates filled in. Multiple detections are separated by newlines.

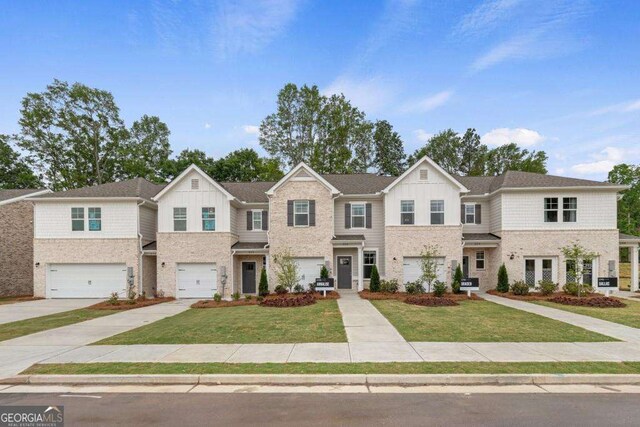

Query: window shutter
left=475, top=204, right=481, bottom=224
left=344, top=203, right=351, bottom=229
left=246, top=211, right=253, bottom=230
left=262, top=210, right=268, bottom=230
left=287, top=201, right=293, bottom=226
left=365, top=203, right=372, bottom=229
left=460, top=204, right=465, bottom=224
left=309, top=200, right=316, bottom=226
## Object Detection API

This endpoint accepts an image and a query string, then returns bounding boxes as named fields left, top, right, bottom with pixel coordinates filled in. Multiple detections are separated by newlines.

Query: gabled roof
left=153, top=164, right=234, bottom=201
left=323, top=174, right=396, bottom=195
left=220, top=181, right=274, bottom=203
left=266, top=162, right=340, bottom=196
left=0, top=188, right=50, bottom=204
left=382, top=156, right=469, bottom=194
left=30, top=179, right=162, bottom=202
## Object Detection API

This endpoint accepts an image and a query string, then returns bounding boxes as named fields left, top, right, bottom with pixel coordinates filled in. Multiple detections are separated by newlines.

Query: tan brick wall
left=234, top=255, right=264, bottom=295
left=156, top=232, right=238, bottom=298
left=463, top=246, right=500, bottom=291
left=0, top=201, right=35, bottom=296
left=384, top=226, right=463, bottom=286
left=33, top=238, right=140, bottom=297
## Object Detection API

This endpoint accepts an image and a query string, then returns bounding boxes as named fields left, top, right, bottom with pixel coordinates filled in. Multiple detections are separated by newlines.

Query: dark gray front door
left=242, top=262, right=256, bottom=294
left=337, top=256, right=352, bottom=289
left=462, top=256, right=469, bottom=278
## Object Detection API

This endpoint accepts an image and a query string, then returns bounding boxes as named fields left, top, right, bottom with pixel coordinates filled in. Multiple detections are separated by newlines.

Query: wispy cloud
left=242, top=125, right=259, bottom=135
left=204, top=123, right=212, bottom=129
left=455, top=0, right=523, bottom=37
left=587, top=98, right=640, bottom=116
left=400, top=90, right=453, bottom=113
left=482, top=127, right=545, bottom=147
left=414, top=129, right=433, bottom=143
left=571, top=145, right=640, bottom=175
left=323, top=76, right=397, bottom=113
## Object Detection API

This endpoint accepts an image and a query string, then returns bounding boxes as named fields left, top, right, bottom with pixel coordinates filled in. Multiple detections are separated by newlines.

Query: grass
left=95, top=300, right=346, bottom=345
left=21, top=361, right=640, bottom=375
left=0, top=309, right=114, bottom=342
left=535, top=298, right=640, bottom=329
left=371, top=300, right=615, bottom=342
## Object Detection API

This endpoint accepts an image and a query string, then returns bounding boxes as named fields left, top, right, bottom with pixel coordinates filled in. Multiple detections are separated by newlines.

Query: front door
left=337, top=256, right=352, bottom=289
left=462, top=256, right=469, bottom=278
left=242, top=262, right=256, bottom=294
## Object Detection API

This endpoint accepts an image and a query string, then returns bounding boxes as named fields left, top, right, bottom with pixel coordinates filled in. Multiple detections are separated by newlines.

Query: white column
left=358, top=245, right=364, bottom=291
left=632, top=245, right=639, bottom=292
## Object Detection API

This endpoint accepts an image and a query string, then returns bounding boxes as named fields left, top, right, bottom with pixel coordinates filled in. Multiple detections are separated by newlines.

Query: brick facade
left=0, top=201, right=35, bottom=296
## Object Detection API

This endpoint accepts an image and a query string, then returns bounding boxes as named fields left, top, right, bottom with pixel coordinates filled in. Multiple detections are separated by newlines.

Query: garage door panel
left=177, top=263, right=217, bottom=299
left=402, top=257, right=446, bottom=285
left=295, top=258, right=324, bottom=290
left=48, top=264, right=127, bottom=298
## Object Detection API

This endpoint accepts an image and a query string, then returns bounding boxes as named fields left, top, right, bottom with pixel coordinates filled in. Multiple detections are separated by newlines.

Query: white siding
left=461, top=199, right=489, bottom=234
left=139, top=205, right=157, bottom=243
left=501, top=190, right=617, bottom=230
left=35, top=201, right=138, bottom=239
left=236, top=208, right=268, bottom=242
left=385, top=161, right=462, bottom=226
left=157, top=170, right=232, bottom=233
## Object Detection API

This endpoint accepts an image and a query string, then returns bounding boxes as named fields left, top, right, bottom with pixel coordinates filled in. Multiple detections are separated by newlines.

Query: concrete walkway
left=0, top=299, right=100, bottom=325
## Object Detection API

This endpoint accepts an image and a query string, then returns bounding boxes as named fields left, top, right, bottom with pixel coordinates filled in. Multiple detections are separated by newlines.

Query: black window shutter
left=262, top=210, right=268, bottom=230
left=246, top=211, right=252, bottom=230
left=365, top=203, right=372, bottom=229
left=460, top=204, right=465, bottom=224
left=475, top=204, right=482, bottom=224
left=309, top=200, right=316, bottom=226
left=345, top=203, right=351, bottom=229
left=287, top=201, right=293, bottom=226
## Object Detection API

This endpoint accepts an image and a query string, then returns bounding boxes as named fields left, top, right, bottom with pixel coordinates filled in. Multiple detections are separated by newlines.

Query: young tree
left=609, top=164, right=640, bottom=235
left=497, top=263, right=509, bottom=293
left=118, top=115, right=172, bottom=183
left=369, top=264, right=380, bottom=292
left=259, top=267, right=269, bottom=297
left=420, top=244, right=441, bottom=293
left=561, top=243, right=598, bottom=297
left=0, top=135, right=42, bottom=189
left=452, top=264, right=463, bottom=294
left=320, top=265, right=329, bottom=279
left=372, top=120, right=405, bottom=176
left=272, top=249, right=300, bottom=292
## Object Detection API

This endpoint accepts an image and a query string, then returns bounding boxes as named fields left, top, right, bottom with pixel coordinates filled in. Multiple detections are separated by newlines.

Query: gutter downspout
left=137, top=200, right=146, bottom=297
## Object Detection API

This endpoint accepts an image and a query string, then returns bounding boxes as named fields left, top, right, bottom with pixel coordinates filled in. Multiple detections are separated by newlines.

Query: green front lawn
left=371, top=300, right=615, bottom=342
left=95, top=300, right=346, bottom=344
left=0, top=309, right=114, bottom=342
left=534, top=299, right=640, bottom=329
left=22, top=361, right=640, bottom=375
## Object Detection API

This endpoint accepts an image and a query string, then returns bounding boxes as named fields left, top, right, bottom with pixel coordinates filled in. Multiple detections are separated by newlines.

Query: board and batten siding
left=236, top=208, right=268, bottom=242
left=157, top=170, right=232, bottom=233
left=139, top=205, right=157, bottom=244
left=489, top=195, right=502, bottom=235
left=461, top=199, right=489, bottom=234
left=500, top=190, right=617, bottom=230
left=34, top=201, right=138, bottom=239
left=384, top=162, right=462, bottom=226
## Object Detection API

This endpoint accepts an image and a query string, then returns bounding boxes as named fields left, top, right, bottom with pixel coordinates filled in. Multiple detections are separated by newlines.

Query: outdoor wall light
left=161, top=262, right=165, bottom=267
left=35, top=262, right=40, bottom=267
left=393, top=257, right=397, bottom=261
left=509, top=253, right=515, bottom=260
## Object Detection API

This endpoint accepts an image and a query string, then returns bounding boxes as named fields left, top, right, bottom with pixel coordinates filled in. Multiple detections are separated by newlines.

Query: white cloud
left=242, top=125, right=259, bottom=135
left=482, top=128, right=545, bottom=147
left=323, top=76, right=396, bottom=113
left=587, top=98, right=640, bottom=116
left=555, top=167, right=566, bottom=175
left=204, top=123, right=212, bottom=129
left=400, top=90, right=453, bottom=114
left=414, top=129, right=433, bottom=143
left=455, top=0, right=523, bottom=37
left=570, top=147, right=631, bottom=175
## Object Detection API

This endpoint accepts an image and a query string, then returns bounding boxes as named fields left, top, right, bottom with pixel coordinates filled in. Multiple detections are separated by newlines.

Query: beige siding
left=489, top=195, right=502, bottom=235
left=230, top=206, right=238, bottom=234
left=461, top=198, right=490, bottom=234
left=236, top=208, right=269, bottom=243
left=139, top=205, right=157, bottom=244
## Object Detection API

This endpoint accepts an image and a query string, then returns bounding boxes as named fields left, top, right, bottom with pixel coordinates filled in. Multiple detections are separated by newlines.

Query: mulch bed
left=191, top=299, right=258, bottom=309
left=486, top=289, right=559, bottom=301
left=260, top=293, right=316, bottom=307
left=311, top=291, right=340, bottom=300
left=405, top=295, right=459, bottom=307
left=88, top=297, right=175, bottom=311
left=487, top=289, right=621, bottom=304
left=547, top=295, right=627, bottom=308
left=359, top=290, right=482, bottom=302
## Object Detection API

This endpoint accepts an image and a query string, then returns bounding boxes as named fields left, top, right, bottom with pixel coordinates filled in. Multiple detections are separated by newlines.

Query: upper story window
left=430, top=200, right=445, bottom=225
left=71, top=207, right=84, bottom=231
left=476, top=251, right=485, bottom=270
left=363, top=250, right=377, bottom=279
left=191, top=179, right=199, bottom=190
left=544, top=197, right=558, bottom=223
left=174, top=207, right=187, bottom=231
left=563, top=197, right=577, bottom=222
left=465, top=204, right=475, bottom=224
left=202, top=207, right=215, bottom=231
left=88, top=208, right=101, bottom=231
left=351, top=203, right=365, bottom=228
left=419, top=169, right=428, bottom=181
left=294, top=200, right=309, bottom=227
left=252, top=210, right=262, bottom=230
left=400, top=200, right=415, bottom=225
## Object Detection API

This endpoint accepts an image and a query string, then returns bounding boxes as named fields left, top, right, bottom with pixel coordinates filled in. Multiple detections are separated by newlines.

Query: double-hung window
left=363, top=250, right=377, bottom=279
left=465, top=204, right=475, bottom=224
left=88, top=207, right=101, bottom=231
left=294, top=200, right=309, bottom=227
left=71, top=207, right=84, bottom=231
left=430, top=200, right=445, bottom=225
left=563, top=197, right=577, bottom=222
left=174, top=207, right=187, bottom=231
left=476, top=251, right=485, bottom=270
left=202, top=207, right=215, bottom=231
left=400, top=200, right=414, bottom=225
left=544, top=197, right=558, bottom=222
left=351, top=203, right=365, bottom=228
left=252, top=210, right=262, bottom=230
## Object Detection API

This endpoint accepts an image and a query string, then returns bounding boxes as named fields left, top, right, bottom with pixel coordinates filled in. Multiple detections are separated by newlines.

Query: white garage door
left=177, top=263, right=217, bottom=299
left=48, top=264, right=127, bottom=298
left=403, top=257, right=446, bottom=287
left=295, top=258, right=325, bottom=289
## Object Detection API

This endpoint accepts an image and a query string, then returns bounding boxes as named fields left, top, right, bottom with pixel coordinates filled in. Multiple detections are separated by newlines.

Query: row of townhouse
left=2, top=155, right=639, bottom=299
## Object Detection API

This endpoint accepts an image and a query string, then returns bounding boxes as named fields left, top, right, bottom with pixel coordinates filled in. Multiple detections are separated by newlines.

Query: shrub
left=259, top=268, right=269, bottom=297
left=549, top=295, right=625, bottom=308
left=405, top=280, right=426, bottom=295
left=107, top=292, right=119, bottom=306
left=293, top=283, right=304, bottom=294
left=308, top=282, right=317, bottom=292
left=126, top=290, right=136, bottom=305
left=511, top=281, right=529, bottom=296
left=496, top=263, right=509, bottom=293
left=369, top=264, right=380, bottom=292
left=256, top=295, right=264, bottom=302
left=563, top=282, right=593, bottom=296
left=232, top=292, right=241, bottom=301
left=245, top=295, right=253, bottom=301
left=274, top=284, right=288, bottom=295
left=260, top=293, right=316, bottom=307
left=380, top=279, right=399, bottom=293
left=538, top=280, right=558, bottom=296
left=432, top=280, right=447, bottom=297
left=320, top=265, right=329, bottom=279
left=213, top=293, right=222, bottom=302
left=452, top=264, right=463, bottom=294
left=137, top=291, right=147, bottom=301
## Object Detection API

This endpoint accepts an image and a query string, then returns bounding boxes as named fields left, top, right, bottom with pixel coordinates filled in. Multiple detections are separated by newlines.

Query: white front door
left=48, top=264, right=127, bottom=298
left=402, top=257, right=446, bottom=285
left=177, top=263, right=217, bottom=298
left=294, top=258, right=325, bottom=290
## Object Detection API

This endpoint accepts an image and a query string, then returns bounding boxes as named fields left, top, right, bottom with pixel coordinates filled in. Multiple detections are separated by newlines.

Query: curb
left=3, top=374, right=640, bottom=386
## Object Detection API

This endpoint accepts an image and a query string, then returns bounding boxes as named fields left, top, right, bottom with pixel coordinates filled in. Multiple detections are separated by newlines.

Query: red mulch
left=487, top=289, right=617, bottom=302
left=191, top=299, right=258, bottom=308
left=311, top=291, right=340, bottom=300
left=547, top=295, right=627, bottom=308
left=360, top=290, right=482, bottom=301
left=88, top=297, right=175, bottom=310
left=260, top=293, right=316, bottom=307
left=405, top=295, right=459, bottom=307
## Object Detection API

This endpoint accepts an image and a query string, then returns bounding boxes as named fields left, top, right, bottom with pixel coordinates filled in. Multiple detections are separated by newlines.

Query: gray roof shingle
left=232, top=241, right=269, bottom=250
left=0, top=189, right=48, bottom=203
left=463, top=233, right=501, bottom=241
left=33, top=178, right=166, bottom=202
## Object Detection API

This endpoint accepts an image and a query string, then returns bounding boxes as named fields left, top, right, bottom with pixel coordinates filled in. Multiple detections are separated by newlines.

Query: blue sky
left=1, top=0, right=638, bottom=180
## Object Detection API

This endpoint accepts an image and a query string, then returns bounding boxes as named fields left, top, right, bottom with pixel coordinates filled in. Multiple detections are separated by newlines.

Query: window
left=544, top=197, right=558, bottom=222
left=400, top=200, right=414, bottom=225
left=582, top=259, right=593, bottom=286
left=191, top=179, right=199, bottom=190
left=351, top=203, right=365, bottom=228
left=419, top=169, right=428, bottom=181
left=294, top=200, right=309, bottom=227
left=71, top=207, right=84, bottom=231
left=542, top=259, right=553, bottom=281
left=363, top=250, right=377, bottom=279
left=202, top=207, right=215, bottom=231
left=525, top=259, right=536, bottom=286
left=252, top=210, right=262, bottom=230
left=563, top=197, right=577, bottom=222
left=174, top=207, right=187, bottom=231
left=88, top=208, right=101, bottom=231
left=465, top=204, right=475, bottom=224
left=475, top=251, right=485, bottom=270
left=430, top=200, right=444, bottom=225
left=566, top=260, right=576, bottom=283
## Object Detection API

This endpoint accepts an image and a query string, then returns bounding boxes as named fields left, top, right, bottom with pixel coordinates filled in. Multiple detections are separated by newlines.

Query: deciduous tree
left=0, top=135, right=42, bottom=189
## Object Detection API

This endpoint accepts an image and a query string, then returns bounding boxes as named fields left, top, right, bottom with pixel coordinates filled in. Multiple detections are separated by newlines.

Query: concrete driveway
left=0, top=299, right=99, bottom=325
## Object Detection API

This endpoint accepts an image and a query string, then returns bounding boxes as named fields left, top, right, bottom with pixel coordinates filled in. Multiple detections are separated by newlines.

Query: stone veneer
left=156, top=232, right=238, bottom=298
left=384, top=225, right=463, bottom=286
left=0, top=201, right=36, bottom=296
left=33, top=238, right=140, bottom=298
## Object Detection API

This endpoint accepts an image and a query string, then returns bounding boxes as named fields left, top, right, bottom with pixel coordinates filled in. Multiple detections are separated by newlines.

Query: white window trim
left=544, top=197, right=559, bottom=223
left=562, top=197, right=577, bottom=223
left=88, top=207, right=101, bottom=232
left=174, top=207, right=187, bottom=232
left=71, top=207, right=85, bottom=232
left=363, top=248, right=378, bottom=275
left=475, top=250, right=485, bottom=270
left=351, top=202, right=366, bottom=229
left=400, top=200, right=415, bottom=225
left=430, top=199, right=445, bottom=225
left=465, top=204, right=475, bottom=224
left=252, top=210, right=262, bottom=231
left=201, top=207, right=215, bottom=232
left=294, top=200, right=309, bottom=227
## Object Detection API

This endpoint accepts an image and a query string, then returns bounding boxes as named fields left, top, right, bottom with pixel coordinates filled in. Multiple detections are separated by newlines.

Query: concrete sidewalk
left=0, top=299, right=100, bottom=325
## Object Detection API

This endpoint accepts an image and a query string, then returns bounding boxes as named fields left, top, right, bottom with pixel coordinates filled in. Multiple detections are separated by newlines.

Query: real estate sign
left=597, top=277, right=618, bottom=289
left=460, top=278, right=479, bottom=291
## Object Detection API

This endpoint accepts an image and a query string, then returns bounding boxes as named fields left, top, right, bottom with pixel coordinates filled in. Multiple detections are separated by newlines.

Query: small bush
left=137, top=291, right=147, bottom=301
left=452, top=264, right=463, bottom=294
left=380, top=279, right=399, bottom=293
left=563, top=282, right=593, bottom=297
left=293, top=283, right=304, bottom=294
left=405, top=280, right=426, bottom=295
left=213, top=293, right=222, bottom=302
left=256, top=296, right=264, bottom=302
left=432, top=280, right=447, bottom=297
left=308, top=282, right=317, bottom=292
left=107, top=292, right=119, bottom=306
left=320, top=265, right=329, bottom=279
left=245, top=295, right=253, bottom=301
left=274, top=284, right=288, bottom=295
left=511, top=280, right=529, bottom=296
left=497, top=263, right=509, bottom=293
left=538, top=280, right=558, bottom=296
left=369, top=264, right=381, bottom=292
left=232, top=292, right=241, bottom=301
left=259, top=268, right=269, bottom=297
